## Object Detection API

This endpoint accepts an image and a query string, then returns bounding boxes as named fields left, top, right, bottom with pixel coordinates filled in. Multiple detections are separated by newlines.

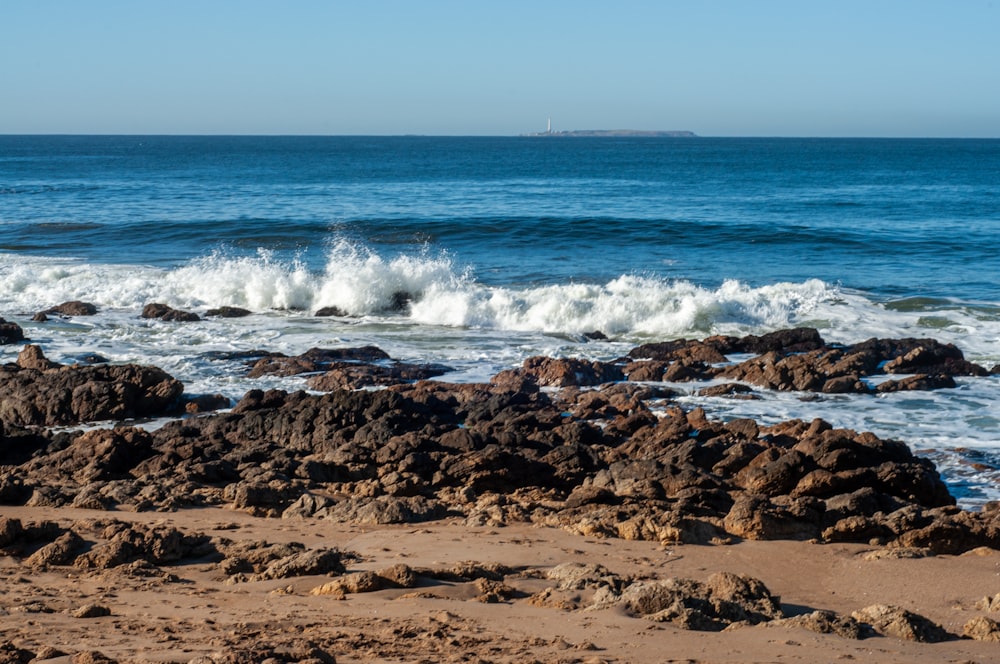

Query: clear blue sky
left=3, top=0, right=998, bottom=136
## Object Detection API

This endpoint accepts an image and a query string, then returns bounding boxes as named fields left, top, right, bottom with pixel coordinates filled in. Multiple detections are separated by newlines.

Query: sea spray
left=315, top=239, right=465, bottom=315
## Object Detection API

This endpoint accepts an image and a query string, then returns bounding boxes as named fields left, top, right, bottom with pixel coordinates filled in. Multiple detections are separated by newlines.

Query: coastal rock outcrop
left=0, top=345, right=183, bottom=427
left=2, top=331, right=997, bottom=557
left=625, top=329, right=989, bottom=396
left=6, top=365, right=995, bottom=554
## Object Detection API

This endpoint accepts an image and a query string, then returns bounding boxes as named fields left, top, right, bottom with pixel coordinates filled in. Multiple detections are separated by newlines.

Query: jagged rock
left=377, top=563, right=418, bottom=588
left=0, top=641, right=35, bottom=664
left=521, top=356, right=624, bottom=387
left=141, top=303, right=200, bottom=322
left=306, top=361, right=452, bottom=390
left=260, top=548, right=345, bottom=580
left=723, top=494, right=821, bottom=541
left=71, top=603, right=111, bottom=618
left=626, top=341, right=728, bottom=364
left=698, top=383, right=757, bottom=398
left=975, top=593, right=1000, bottom=612
left=69, top=651, right=116, bottom=664
left=882, top=343, right=989, bottom=377
left=613, top=572, right=782, bottom=630
left=4, top=332, right=996, bottom=557
left=475, top=577, right=516, bottom=603
left=44, top=301, right=98, bottom=316
left=545, top=562, right=623, bottom=592
left=16, top=344, right=59, bottom=371
left=771, top=610, right=868, bottom=639
left=963, top=615, right=1000, bottom=641
left=184, top=393, right=230, bottom=414
left=314, top=306, right=349, bottom=317
left=0, top=317, right=25, bottom=344
left=223, top=480, right=300, bottom=517
left=74, top=522, right=214, bottom=569
left=204, top=306, right=252, bottom=318
left=714, top=334, right=987, bottom=395
left=319, top=496, right=448, bottom=525
left=246, top=346, right=392, bottom=378
left=282, top=493, right=336, bottom=519
left=851, top=604, right=951, bottom=642
left=876, top=374, right=957, bottom=392
left=0, top=350, right=183, bottom=426
left=25, top=530, right=87, bottom=567
left=311, top=570, right=380, bottom=596
left=0, top=517, right=26, bottom=548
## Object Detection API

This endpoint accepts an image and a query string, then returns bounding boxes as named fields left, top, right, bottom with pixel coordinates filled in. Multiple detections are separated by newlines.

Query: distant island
left=522, top=129, right=697, bottom=137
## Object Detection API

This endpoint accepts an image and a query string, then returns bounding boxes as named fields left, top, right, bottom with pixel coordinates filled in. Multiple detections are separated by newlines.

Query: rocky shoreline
left=2, top=316, right=1000, bottom=662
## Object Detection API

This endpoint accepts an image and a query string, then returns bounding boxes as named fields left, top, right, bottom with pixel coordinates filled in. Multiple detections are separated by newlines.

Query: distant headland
left=522, top=128, right=697, bottom=137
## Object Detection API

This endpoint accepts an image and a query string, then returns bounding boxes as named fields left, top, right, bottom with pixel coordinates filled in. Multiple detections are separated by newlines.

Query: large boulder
left=0, top=317, right=25, bottom=344
left=43, top=301, right=98, bottom=317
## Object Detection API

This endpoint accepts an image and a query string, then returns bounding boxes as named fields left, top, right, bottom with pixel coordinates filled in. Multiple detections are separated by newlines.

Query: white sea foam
left=2, top=247, right=998, bottom=363
left=2, top=245, right=999, bottom=507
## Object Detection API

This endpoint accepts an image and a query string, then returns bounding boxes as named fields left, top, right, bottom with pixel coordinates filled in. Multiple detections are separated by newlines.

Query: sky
left=2, top=0, right=999, bottom=137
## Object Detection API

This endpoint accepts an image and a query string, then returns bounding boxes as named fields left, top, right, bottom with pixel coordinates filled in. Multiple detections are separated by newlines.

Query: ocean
left=1, top=135, right=998, bottom=506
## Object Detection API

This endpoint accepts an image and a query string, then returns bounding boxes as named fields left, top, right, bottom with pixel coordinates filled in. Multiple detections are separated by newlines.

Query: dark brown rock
left=740, top=327, right=826, bottom=354
left=204, top=306, right=252, bottom=318
left=0, top=358, right=183, bottom=427
left=626, top=339, right=728, bottom=364
left=305, top=361, right=451, bottom=390
left=0, top=641, right=35, bottom=664
left=723, top=494, right=820, bottom=541
left=521, top=356, right=624, bottom=387
left=184, top=393, right=231, bottom=413
left=16, top=344, right=60, bottom=370
left=314, top=306, right=349, bottom=317
left=73, top=521, right=214, bottom=569
left=0, top=317, right=25, bottom=344
left=246, top=346, right=392, bottom=378
left=141, top=303, right=200, bottom=322
left=45, top=301, right=98, bottom=316
left=876, top=374, right=957, bottom=392
left=697, top=383, right=756, bottom=398
left=5, top=332, right=993, bottom=556
left=882, top=343, right=988, bottom=377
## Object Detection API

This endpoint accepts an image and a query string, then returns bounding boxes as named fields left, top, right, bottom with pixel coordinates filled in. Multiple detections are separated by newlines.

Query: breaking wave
left=1, top=244, right=998, bottom=358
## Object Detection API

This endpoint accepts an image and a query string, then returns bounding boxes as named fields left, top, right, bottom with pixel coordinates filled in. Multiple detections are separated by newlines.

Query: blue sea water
left=1, top=135, right=999, bottom=504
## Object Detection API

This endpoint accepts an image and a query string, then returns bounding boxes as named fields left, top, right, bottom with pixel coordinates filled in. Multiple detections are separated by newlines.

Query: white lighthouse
left=547, top=117, right=552, bottom=134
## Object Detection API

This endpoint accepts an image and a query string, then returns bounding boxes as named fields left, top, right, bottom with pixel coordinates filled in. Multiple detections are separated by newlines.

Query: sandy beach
left=2, top=505, right=999, bottom=663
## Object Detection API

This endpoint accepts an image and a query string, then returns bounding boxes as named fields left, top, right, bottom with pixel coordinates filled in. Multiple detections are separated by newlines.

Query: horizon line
left=2, top=132, right=999, bottom=140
